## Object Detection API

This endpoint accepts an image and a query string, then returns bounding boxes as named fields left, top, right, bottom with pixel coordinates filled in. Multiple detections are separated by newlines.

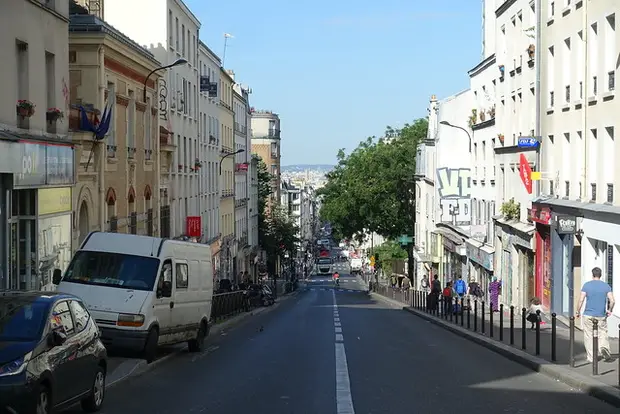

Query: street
left=65, top=270, right=617, bottom=413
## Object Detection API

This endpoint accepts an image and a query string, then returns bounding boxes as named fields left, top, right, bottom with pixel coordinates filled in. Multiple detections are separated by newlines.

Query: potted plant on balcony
left=479, top=110, right=486, bottom=122
left=17, top=100, right=35, bottom=117
left=527, top=44, right=535, bottom=59
left=488, top=105, right=496, bottom=119
left=497, top=133, right=505, bottom=143
left=46, top=107, right=64, bottom=122
left=468, top=109, right=477, bottom=128
left=500, top=198, right=521, bottom=221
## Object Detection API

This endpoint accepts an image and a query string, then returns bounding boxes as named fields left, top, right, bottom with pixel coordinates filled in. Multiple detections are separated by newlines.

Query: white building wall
left=198, top=41, right=221, bottom=242
left=105, top=0, right=201, bottom=238
left=249, top=156, right=259, bottom=249
left=232, top=85, right=250, bottom=271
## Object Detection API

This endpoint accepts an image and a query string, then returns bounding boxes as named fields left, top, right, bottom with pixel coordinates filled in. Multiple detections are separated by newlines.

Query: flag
left=224, top=33, right=234, bottom=38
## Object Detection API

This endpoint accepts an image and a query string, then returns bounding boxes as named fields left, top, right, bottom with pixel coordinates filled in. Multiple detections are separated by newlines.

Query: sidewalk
left=376, top=288, right=620, bottom=390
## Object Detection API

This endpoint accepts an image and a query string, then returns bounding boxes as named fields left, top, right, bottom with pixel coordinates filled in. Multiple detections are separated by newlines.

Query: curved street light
left=142, top=58, right=188, bottom=102
left=219, top=149, right=245, bottom=175
left=439, top=120, right=472, bottom=152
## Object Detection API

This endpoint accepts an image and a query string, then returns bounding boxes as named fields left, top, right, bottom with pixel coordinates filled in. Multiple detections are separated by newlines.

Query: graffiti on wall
left=436, top=167, right=471, bottom=225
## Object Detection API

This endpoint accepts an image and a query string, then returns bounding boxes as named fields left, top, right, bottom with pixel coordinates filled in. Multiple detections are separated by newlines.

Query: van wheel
left=81, top=365, right=105, bottom=412
left=143, top=328, right=158, bottom=363
left=188, top=321, right=209, bottom=352
left=35, top=384, right=51, bottom=414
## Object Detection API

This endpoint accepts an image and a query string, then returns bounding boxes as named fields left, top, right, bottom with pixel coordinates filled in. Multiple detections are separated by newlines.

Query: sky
left=186, top=0, right=482, bottom=165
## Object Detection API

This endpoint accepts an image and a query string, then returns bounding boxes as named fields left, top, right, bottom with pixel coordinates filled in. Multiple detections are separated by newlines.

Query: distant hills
left=281, top=164, right=334, bottom=173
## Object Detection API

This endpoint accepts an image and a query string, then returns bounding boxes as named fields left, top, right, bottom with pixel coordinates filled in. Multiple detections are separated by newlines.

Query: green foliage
left=318, top=118, right=427, bottom=242
left=500, top=198, right=521, bottom=220
left=371, top=240, right=408, bottom=262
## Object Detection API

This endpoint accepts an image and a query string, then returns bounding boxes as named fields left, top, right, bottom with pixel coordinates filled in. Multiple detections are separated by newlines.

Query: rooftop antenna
left=222, top=33, right=234, bottom=67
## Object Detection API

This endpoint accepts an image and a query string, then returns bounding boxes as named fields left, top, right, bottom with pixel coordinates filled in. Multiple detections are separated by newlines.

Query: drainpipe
left=97, top=46, right=105, bottom=232
left=581, top=0, right=589, bottom=199
left=535, top=0, right=542, bottom=198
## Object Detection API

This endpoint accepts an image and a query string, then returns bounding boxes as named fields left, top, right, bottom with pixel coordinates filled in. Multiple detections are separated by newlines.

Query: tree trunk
left=407, top=244, right=415, bottom=283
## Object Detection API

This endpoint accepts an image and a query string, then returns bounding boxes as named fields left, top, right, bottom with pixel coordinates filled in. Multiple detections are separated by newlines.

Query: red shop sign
left=519, top=153, right=533, bottom=194
left=186, top=216, right=201, bottom=237
left=530, top=205, right=551, bottom=225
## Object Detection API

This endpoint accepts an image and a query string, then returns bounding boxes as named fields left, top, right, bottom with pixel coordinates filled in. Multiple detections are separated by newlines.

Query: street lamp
left=142, top=58, right=188, bottom=102
left=439, top=120, right=472, bottom=152
left=219, top=149, right=245, bottom=175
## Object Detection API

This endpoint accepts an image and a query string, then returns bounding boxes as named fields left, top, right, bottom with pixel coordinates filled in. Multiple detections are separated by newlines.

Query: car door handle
left=170, top=301, right=174, bottom=309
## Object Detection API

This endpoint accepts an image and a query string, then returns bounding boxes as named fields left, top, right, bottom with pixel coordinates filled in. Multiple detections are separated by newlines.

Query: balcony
left=68, top=106, right=99, bottom=144
left=268, top=129, right=280, bottom=139
left=221, top=189, right=234, bottom=198
left=234, top=122, right=247, bottom=134
left=160, top=126, right=175, bottom=153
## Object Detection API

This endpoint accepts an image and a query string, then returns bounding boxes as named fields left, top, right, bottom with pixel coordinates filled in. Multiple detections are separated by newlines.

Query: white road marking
left=335, top=333, right=344, bottom=341
left=335, top=327, right=342, bottom=333
left=334, top=318, right=340, bottom=322
left=335, top=344, right=355, bottom=414
left=335, top=322, right=341, bottom=326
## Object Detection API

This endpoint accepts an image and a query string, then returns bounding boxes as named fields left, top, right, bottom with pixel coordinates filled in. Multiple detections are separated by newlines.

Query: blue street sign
left=517, top=137, right=539, bottom=148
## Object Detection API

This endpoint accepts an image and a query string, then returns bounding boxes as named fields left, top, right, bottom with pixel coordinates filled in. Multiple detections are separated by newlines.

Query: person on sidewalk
left=428, top=274, right=441, bottom=311
left=454, top=275, right=467, bottom=300
left=526, top=297, right=544, bottom=329
left=576, top=267, right=615, bottom=363
left=489, top=277, right=501, bottom=312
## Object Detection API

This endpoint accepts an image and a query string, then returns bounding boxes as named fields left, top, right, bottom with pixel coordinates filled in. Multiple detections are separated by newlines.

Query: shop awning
left=465, top=238, right=495, bottom=255
left=494, top=216, right=535, bottom=235
left=413, top=250, right=431, bottom=263
left=433, top=228, right=464, bottom=245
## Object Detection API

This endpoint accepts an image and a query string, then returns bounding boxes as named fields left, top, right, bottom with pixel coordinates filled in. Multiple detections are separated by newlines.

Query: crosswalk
left=307, top=278, right=356, bottom=283
left=305, top=287, right=362, bottom=293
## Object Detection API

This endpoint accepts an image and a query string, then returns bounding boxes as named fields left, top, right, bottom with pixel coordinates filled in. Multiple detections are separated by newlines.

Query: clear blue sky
left=186, top=0, right=482, bottom=165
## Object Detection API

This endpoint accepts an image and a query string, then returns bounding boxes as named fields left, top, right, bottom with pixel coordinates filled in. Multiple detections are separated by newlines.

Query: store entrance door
left=7, top=189, right=37, bottom=290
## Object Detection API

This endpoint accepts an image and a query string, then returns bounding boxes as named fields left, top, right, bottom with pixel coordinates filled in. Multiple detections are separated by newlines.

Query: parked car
left=0, top=291, right=107, bottom=414
left=54, top=232, right=215, bottom=362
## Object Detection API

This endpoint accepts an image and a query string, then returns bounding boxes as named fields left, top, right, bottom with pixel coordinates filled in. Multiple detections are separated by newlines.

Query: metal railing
left=211, top=291, right=252, bottom=321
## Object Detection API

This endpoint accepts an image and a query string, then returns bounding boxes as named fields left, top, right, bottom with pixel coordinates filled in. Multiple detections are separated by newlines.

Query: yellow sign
left=531, top=171, right=542, bottom=181
left=38, top=187, right=72, bottom=216
left=370, top=255, right=375, bottom=266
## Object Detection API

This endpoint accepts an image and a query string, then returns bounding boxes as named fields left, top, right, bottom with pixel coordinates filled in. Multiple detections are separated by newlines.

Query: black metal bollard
left=467, top=298, right=471, bottom=329
left=569, top=316, right=575, bottom=367
left=489, top=304, right=494, bottom=338
left=592, top=319, right=599, bottom=376
left=449, top=297, right=454, bottom=322
left=460, top=297, right=465, bottom=327
left=551, top=313, right=557, bottom=362
left=474, top=300, right=478, bottom=332
left=535, top=310, right=541, bottom=355
left=521, top=308, right=527, bottom=350
left=499, top=304, right=504, bottom=341
left=510, top=306, right=515, bottom=345
left=481, top=301, right=486, bottom=335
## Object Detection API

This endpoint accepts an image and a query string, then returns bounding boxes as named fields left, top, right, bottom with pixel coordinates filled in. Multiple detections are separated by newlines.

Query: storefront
left=550, top=213, right=577, bottom=316
left=210, top=238, right=221, bottom=282
left=531, top=204, right=552, bottom=310
left=0, top=139, right=75, bottom=291
left=465, top=239, right=494, bottom=289
left=439, top=231, right=467, bottom=283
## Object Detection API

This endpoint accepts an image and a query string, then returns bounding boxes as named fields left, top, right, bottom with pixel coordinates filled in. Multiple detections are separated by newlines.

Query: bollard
left=551, top=313, right=557, bottom=362
left=449, top=297, right=454, bottom=322
left=467, top=298, right=471, bottom=329
left=509, top=306, right=514, bottom=345
left=499, top=304, right=504, bottom=342
left=535, top=310, right=541, bottom=355
left=521, top=308, right=527, bottom=350
left=460, top=297, right=465, bottom=327
left=474, top=300, right=478, bottom=332
left=489, top=304, right=494, bottom=338
left=569, top=316, right=575, bottom=367
left=592, top=319, right=599, bottom=376
left=481, top=301, right=486, bottom=335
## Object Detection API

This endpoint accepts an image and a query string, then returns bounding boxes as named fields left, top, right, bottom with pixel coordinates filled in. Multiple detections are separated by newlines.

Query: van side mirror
left=52, top=269, right=62, bottom=285
left=48, top=330, right=67, bottom=347
left=161, top=281, right=172, bottom=298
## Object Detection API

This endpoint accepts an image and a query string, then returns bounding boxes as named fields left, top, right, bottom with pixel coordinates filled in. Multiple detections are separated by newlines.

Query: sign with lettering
left=46, top=145, right=74, bottom=185
left=465, top=241, right=494, bottom=271
left=519, top=153, right=533, bottom=194
left=530, top=205, right=551, bottom=225
left=15, top=142, right=46, bottom=186
left=38, top=187, right=72, bottom=216
left=158, top=78, right=168, bottom=121
left=443, top=237, right=457, bottom=252
left=554, top=214, right=576, bottom=234
left=186, top=216, right=201, bottom=237
left=436, top=168, right=471, bottom=198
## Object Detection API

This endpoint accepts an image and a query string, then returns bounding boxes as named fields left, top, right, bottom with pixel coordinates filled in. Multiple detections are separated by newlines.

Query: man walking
left=576, top=267, right=615, bottom=363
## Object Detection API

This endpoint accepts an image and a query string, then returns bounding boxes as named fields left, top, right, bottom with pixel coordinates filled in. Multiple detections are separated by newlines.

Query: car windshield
left=0, top=298, right=49, bottom=341
left=317, top=258, right=332, bottom=265
left=63, top=250, right=160, bottom=291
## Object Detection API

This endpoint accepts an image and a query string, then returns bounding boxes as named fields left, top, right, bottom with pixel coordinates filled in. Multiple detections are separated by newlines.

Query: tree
left=319, top=118, right=428, bottom=281
left=256, top=158, right=272, bottom=244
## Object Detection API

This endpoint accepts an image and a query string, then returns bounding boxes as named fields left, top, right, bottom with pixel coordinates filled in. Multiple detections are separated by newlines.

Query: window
left=50, top=301, right=75, bottom=336
left=158, top=260, right=173, bottom=291
left=608, top=245, right=615, bottom=289
left=106, top=82, right=116, bottom=157
left=181, top=24, right=185, bottom=55
left=591, top=183, right=597, bottom=201
left=145, top=96, right=152, bottom=159
left=69, top=300, right=90, bottom=333
left=176, top=263, right=188, bottom=288
left=175, top=18, right=179, bottom=49
left=607, top=184, right=614, bottom=203
left=127, top=89, right=135, bottom=151
left=168, top=10, right=173, bottom=45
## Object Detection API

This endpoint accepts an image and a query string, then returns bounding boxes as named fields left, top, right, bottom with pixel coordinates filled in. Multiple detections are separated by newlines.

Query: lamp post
left=439, top=121, right=472, bottom=152
left=142, top=58, right=188, bottom=103
left=219, top=149, right=244, bottom=175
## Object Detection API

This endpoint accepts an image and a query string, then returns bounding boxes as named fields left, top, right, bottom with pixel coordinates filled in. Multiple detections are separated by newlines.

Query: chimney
left=430, top=94, right=437, bottom=102
left=226, top=69, right=235, bottom=80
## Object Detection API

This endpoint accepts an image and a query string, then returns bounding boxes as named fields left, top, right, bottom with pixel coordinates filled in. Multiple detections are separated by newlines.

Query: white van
left=53, top=231, right=214, bottom=362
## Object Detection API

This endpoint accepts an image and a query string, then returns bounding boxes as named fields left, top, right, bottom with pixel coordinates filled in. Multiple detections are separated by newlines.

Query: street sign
left=517, top=137, right=539, bottom=148
left=519, top=153, right=533, bottom=194
left=398, top=235, right=413, bottom=245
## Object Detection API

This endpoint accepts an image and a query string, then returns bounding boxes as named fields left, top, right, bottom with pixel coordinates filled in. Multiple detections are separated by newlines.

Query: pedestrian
left=526, top=297, right=543, bottom=329
left=454, top=275, right=467, bottom=300
left=402, top=276, right=411, bottom=290
left=442, top=282, right=453, bottom=315
left=576, top=267, right=615, bottom=363
left=489, top=277, right=501, bottom=312
left=428, top=274, right=441, bottom=311
left=420, top=275, right=429, bottom=292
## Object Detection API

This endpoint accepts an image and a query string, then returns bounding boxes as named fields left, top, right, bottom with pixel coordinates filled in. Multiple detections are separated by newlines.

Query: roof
left=0, top=291, right=76, bottom=302
left=69, top=10, right=159, bottom=66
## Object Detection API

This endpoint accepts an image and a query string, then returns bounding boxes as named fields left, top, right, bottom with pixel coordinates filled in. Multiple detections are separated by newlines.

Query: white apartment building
left=249, top=154, right=259, bottom=278
left=197, top=41, right=222, bottom=259
left=0, top=0, right=74, bottom=291
left=233, top=81, right=251, bottom=274
left=300, top=185, right=316, bottom=245
left=535, top=0, right=619, bottom=335
left=490, top=0, right=539, bottom=310
left=415, top=91, right=473, bottom=288
left=104, top=0, right=201, bottom=239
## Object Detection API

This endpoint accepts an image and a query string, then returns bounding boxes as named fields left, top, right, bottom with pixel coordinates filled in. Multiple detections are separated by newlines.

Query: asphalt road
left=65, top=271, right=617, bottom=414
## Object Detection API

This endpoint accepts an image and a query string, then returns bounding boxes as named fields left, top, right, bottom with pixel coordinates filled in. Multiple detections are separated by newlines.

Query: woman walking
left=489, top=277, right=501, bottom=312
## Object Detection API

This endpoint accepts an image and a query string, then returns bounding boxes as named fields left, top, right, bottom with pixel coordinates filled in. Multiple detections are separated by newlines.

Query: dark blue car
left=0, top=291, right=107, bottom=414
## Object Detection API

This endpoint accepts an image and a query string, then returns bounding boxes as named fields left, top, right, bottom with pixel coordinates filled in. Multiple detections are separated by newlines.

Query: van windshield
left=317, top=258, right=333, bottom=265
left=63, top=251, right=160, bottom=291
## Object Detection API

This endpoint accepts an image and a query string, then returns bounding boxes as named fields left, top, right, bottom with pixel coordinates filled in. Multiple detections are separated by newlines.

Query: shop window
left=607, top=244, right=614, bottom=289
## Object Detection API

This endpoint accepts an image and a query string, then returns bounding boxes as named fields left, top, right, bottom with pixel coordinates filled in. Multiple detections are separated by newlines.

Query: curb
left=107, top=290, right=300, bottom=388
left=370, top=292, right=620, bottom=408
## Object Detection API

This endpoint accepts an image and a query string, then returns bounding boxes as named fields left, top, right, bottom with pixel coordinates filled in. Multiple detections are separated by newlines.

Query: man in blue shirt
left=576, top=267, right=615, bottom=363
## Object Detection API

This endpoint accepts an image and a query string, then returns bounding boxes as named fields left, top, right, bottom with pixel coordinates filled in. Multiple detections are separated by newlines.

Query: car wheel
left=143, top=327, right=159, bottom=363
left=188, top=321, right=208, bottom=352
left=81, top=366, right=106, bottom=412
left=36, top=385, right=51, bottom=414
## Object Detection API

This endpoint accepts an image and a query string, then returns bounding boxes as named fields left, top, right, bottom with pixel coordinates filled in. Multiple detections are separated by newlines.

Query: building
left=491, top=0, right=539, bottom=310
left=219, top=68, right=235, bottom=281
left=535, top=0, right=619, bottom=336
left=232, top=80, right=252, bottom=277
left=415, top=91, right=473, bottom=288
left=0, top=0, right=74, bottom=291
left=281, top=180, right=302, bottom=243
left=251, top=110, right=281, bottom=205
left=68, top=8, right=162, bottom=253
left=197, top=40, right=222, bottom=278
left=248, top=154, right=260, bottom=279
left=103, top=0, right=201, bottom=239
left=300, top=185, right=317, bottom=245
